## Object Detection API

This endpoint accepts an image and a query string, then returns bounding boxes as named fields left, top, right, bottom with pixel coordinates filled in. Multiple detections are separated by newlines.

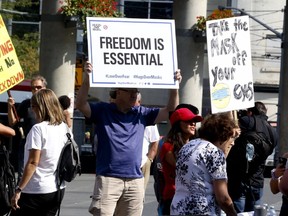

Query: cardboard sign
left=0, top=15, right=25, bottom=94
left=86, top=17, right=178, bottom=89
left=206, top=16, right=254, bottom=113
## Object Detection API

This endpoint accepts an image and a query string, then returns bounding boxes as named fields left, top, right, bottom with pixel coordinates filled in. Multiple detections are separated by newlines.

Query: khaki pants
left=141, top=159, right=152, bottom=191
left=89, top=175, right=144, bottom=216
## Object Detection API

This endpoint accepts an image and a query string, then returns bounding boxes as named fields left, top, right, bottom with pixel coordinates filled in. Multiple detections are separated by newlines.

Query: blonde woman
left=11, top=89, right=67, bottom=216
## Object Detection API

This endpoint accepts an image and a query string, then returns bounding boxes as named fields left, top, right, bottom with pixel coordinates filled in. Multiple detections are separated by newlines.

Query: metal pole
left=277, top=1, right=288, bottom=158
left=218, top=6, right=282, bottom=39
left=119, top=0, right=124, bottom=16
left=148, top=0, right=151, bottom=19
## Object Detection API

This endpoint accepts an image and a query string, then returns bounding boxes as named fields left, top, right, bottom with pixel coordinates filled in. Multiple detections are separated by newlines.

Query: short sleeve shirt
left=171, top=138, right=227, bottom=216
left=23, top=121, right=67, bottom=194
left=17, top=99, right=37, bottom=136
left=89, top=102, right=159, bottom=178
left=141, top=125, right=160, bottom=167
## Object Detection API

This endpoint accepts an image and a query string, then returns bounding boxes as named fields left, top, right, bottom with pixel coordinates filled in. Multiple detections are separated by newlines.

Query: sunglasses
left=182, top=120, right=196, bottom=126
left=31, top=85, right=43, bottom=90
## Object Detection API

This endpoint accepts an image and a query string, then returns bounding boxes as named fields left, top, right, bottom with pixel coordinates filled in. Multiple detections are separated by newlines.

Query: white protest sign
left=86, top=17, right=178, bottom=89
left=206, top=16, right=254, bottom=113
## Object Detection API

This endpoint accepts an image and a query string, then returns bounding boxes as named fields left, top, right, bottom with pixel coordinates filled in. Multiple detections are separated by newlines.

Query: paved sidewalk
left=60, top=174, right=158, bottom=216
left=60, top=174, right=95, bottom=216
left=60, top=174, right=282, bottom=216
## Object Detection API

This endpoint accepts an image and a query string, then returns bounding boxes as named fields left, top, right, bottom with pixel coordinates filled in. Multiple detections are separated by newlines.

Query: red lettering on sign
left=0, top=40, right=14, bottom=57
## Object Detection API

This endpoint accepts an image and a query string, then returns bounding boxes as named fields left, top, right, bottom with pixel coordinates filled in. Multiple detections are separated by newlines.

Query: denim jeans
left=233, top=183, right=263, bottom=213
left=280, top=195, right=288, bottom=216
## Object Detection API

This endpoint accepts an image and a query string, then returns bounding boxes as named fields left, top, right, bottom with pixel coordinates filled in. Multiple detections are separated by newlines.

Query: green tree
left=1, top=0, right=40, bottom=78
left=11, top=33, right=40, bottom=78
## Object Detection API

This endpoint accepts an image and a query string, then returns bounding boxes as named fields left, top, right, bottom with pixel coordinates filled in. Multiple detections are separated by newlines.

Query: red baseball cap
left=169, top=108, right=203, bottom=126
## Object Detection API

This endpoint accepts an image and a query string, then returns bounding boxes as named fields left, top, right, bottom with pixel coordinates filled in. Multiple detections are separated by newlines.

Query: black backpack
left=243, top=117, right=275, bottom=173
left=55, top=130, right=81, bottom=216
left=0, top=145, right=16, bottom=215
left=227, top=116, right=275, bottom=177
left=56, top=132, right=81, bottom=188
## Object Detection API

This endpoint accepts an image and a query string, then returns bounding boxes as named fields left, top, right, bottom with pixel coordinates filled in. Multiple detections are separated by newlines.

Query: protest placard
left=0, top=15, right=25, bottom=94
left=86, top=17, right=178, bottom=89
left=206, top=15, right=254, bottom=113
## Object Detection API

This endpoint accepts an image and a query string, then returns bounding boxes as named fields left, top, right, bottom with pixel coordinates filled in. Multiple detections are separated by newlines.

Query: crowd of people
left=0, top=62, right=285, bottom=216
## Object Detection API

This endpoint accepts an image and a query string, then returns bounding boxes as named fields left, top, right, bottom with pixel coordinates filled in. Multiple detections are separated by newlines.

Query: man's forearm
left=167, top=89, right=179, bottom=112
left=75, top=73, right=90, bottom=111
left=7, top=105, right=17, bottom=126
left=154, top=89, right=179, bottom=123
left=147, top=141, right=159, bottom=160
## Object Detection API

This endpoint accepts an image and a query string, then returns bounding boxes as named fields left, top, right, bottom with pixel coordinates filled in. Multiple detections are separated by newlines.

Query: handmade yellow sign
left=0, top=15, right=24, bottom=94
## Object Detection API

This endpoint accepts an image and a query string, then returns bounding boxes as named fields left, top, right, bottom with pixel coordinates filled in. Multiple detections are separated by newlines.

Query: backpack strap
left=57, top=123, right=71, bottom=216
left=254, top=116, right=276, bottom=148
left=254, top=116, right=270, bottom=138
left=263, top=120, right=276, bottom=147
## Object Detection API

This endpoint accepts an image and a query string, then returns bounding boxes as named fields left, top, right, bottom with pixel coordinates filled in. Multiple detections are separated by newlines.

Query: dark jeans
left=280, top=195, right=288, bottom=216
left=11, top=189, right=65, bottom=216
left=233, top=183, right=263, bottom=213
left=162, top=198, right=172, bottom=216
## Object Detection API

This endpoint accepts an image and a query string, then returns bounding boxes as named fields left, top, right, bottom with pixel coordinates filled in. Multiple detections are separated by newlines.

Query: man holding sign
left=76, top=62, right=181, bottom=216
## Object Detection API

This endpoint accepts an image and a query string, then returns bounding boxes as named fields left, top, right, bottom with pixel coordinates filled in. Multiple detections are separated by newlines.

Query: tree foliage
left=1, top=0, right=40, bottom=78
left=11, top=33, right=40, bottom=78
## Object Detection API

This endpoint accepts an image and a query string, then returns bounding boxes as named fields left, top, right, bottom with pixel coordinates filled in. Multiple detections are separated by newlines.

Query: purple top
left=90, top=102, right=159, bottom=178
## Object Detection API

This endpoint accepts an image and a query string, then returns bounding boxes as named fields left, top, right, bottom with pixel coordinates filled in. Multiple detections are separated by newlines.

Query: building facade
left=86, top=0, right=283, bottom=123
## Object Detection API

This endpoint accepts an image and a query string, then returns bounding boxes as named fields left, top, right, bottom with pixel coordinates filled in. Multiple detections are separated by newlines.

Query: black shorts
left=11, top=188, right=65, bottom=216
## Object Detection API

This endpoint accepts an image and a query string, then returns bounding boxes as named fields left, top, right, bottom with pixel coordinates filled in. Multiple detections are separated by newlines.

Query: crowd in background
left=0, top=63, right=286, bottom=216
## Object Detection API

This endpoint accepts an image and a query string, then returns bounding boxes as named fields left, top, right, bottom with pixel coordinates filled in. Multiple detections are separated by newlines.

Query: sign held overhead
left=86, top=17, right=178, bottom=89
left=206, top=16, right=254, bottom=113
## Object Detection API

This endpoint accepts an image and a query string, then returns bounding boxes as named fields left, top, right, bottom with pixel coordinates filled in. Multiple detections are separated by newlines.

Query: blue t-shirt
left=90, top=102, right=159, bottom=178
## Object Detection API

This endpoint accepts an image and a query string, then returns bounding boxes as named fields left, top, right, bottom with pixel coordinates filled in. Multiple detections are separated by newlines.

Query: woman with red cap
left=160, top=107, right=203, bottom=215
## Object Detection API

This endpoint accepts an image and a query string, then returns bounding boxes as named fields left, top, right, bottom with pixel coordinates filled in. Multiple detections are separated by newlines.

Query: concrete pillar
left=173, top=0, right=207, bottom=114
left=39, top=0, right=77, bottom=108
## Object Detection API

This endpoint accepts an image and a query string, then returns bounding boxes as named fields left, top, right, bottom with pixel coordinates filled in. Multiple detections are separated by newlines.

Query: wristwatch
left=271, top=168, right=279, bottom=180
left=15, top=186, right=22, bottom=193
